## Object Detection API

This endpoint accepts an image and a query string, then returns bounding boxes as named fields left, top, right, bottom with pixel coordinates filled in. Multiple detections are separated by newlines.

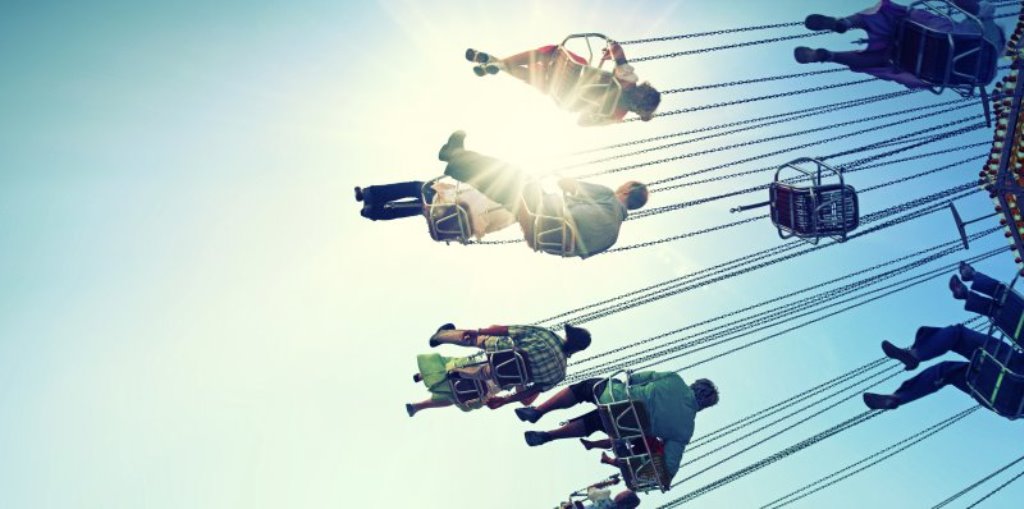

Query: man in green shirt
left=516, top=371, right=719, bottom=482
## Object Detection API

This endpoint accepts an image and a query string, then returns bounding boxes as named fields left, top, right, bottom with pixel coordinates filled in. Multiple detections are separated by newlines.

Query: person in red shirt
left=465, top=40, right=661, bottom=126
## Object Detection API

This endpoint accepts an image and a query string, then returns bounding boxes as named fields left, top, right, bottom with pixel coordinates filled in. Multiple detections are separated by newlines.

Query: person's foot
left=354, top=186, right=364, bottom=202
left=600, top=452, right=616, bottom=466
left=949, top=275, right=969, bottom=300
left=794, top=47, right=832, bottom=64
left=959, top=261, right=977, bottom=281
left=804, top=14, right=849, bottom=33
left=429, top=323, right=456, bottom=347
left=515, top=406, right=543, bottom=423
left=406, top=403, right=417, bottom=417
left=524, top=431, right=552, bottom=447
left=579, top=438, right=600, bottom=450
left=863, top=392, right=900, bottom=410
left=438, top=130, right=467, bottom=162
left=413, top=373, right=423, bottom=383
left=484, top=64, right=501, bottom=75
left=465, top=48, right=491, bottom=63
left=881, top=340, right=919, bottom=371
left=472, top=64, right=486, bottom=77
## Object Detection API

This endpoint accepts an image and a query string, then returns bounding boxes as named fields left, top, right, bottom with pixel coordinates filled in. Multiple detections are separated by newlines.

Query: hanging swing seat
left=769, top=158, right=859, bottom=244
left=519, top=187, right=579, bottom=257
left=417, top=177, right=474, bottom=244
left=593, top=371, right=671, bottom=493
left=547, top=33, right=624, bottom=121
left=446, top=349, right=533, bottom=406
left=966, top=273, right=1024, bottom=419
left=893, top=0, right=1001, bottom=96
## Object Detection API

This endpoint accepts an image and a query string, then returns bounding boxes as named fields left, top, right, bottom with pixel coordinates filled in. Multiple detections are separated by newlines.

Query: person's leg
left=406, top=398, right=453, bottom=417
left=911, top=324, right=988, bottom=361
left=362, top=181, right=426, bottom=206
left=864, top=361, right=969, bottom=409
left=524, top=408, right=602, bottom=446
left=515, top=379, right=598, bottom=423
left=580, top=438, right=613, bottom=450
left=443, top=150, right=528, bottom=212
left=965, top=292, right=999, bottom=317
left=969, top=270, right=1008, bottom=300
left=829, top=50, right=891, bottom=68
left=497, top=46, right=560, bottom=87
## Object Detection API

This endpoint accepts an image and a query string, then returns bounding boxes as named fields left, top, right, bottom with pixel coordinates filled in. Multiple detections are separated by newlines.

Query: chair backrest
left=448, top=374, right=488, bottom=406
left=426, top=203, right=472, bottom=243
left=894, top=13, right=999, bottom=91
left=488, top=349, right=532, bottom=388
left=597, top=400, right=653, bottom=440
left=769, top=183, right=859, bottom=240
left=966, top=342, right=1024, bottom=419
left=992, top=289, right=1024, bottom=348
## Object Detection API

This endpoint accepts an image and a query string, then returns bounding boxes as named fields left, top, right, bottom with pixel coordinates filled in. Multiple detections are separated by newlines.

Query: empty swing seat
left=769, top=158, right=859, bottom=244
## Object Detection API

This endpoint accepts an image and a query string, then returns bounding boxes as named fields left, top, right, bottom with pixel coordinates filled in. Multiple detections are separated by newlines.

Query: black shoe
left=438, top=130, right=467, bottom=162
left=794, top=47, right=832, bottom=64
left=413, top=373, right=423, bottom=383
left=804, top=14, right=848, bottom=33
left=863, top=392, right=900, bottom=410
left=465, top=48, right=491, bottom=63
left=524, top=431, right=552, bottom=447
left=515, top=406, right=543, bottom=423
left=406, top=403, right=416, bottom=417
left=429, top=323, right=455, bottom=347
left=484, top=64, right=500, bottom=75
left=354, top=186, right=364, bottom=202
left=959, top=261, right=977, bottom=281
left=881, top=340, right=919, bottom=371
left=472, top=64, right=486, bottom=77
left=949, top=275, right=969, bottom=300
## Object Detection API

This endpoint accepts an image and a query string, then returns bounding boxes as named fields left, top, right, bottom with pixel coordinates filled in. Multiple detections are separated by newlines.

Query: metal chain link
left=630, top=31, right=831, bottom=63
left=662, top=68, right=847, bottom=94
left=618, top=21, right=805, bottom=45
left=932, top=453, right=1024, bottom=508
left=650, top=78, right=876, bottom=119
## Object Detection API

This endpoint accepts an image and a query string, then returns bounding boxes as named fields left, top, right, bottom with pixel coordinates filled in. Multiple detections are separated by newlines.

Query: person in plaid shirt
left=428, top=322, right=593, bottom=408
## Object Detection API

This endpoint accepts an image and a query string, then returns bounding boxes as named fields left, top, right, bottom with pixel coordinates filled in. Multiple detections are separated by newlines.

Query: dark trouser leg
left=360, top=181, right=426, bottom=221
left=911, top=324, right=989, bottom=361
left=970, top=271, right=1008, bottom=299
left=965, top=292, right=998, bottom=316
left=829, top=49, right=891, bottom=69
left=546, top=409, right=603, bottom=441
left=890, top=361, right=970, bottom=407
left=444, top=150, right=527, bottom=212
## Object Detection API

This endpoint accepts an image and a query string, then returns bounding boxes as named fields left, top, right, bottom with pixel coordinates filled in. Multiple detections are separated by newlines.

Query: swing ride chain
left=658, top=411, right=884, bottom=508
left=650, top=78, right=877, bottom=119
left=630, top=31, right=832, bottom=63
left=618, top=21, right=805, bottom=45
left=661, top=68, right=847, bottom=94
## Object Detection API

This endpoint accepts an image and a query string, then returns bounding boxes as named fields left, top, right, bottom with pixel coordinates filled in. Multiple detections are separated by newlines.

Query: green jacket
left=598, top=371, right=697, bottom=480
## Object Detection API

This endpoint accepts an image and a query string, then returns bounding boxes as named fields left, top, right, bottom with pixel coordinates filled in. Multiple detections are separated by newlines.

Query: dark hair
left=691, top=378, right=719, bottom=411
left=614, top=490, right=641, bottom=509
left=563, top=324, right=592, bottom=354
left=617, top=181, right=648, bottom=210
left=629, top=82, right=661, bottom=121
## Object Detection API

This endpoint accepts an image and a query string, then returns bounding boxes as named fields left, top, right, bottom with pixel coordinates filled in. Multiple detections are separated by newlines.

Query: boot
left=863, top=392, right=900, bottom=410
left=804, top=14, right=850, bottom=33
left=949, top=275, right=969, bottom=300
left=794, top=47, right=833, bottom=64
left=438, top=130, right=467, bottom=162
left=881, top=340, right=919, bottom=371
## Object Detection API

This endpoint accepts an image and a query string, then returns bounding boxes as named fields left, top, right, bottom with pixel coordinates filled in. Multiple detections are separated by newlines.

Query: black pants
left=360, top=181, right=430, bottom=221
left=567, top=378, right=610, bottom=436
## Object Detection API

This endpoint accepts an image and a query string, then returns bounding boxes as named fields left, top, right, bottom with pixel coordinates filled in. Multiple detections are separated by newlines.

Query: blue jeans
left=890, top=325, right=988, bottom=406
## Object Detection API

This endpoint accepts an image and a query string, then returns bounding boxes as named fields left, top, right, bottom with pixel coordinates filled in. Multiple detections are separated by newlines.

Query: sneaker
left=863, top=393, right=900, bottom=410
left=804, top=14, right=848, bottom=33
left=881, top=340, right=919, bottom=371
left=438, top=130, right=467, bottom=162
left=484, top=64, right=501, bottom=75
left=354, top=186, right=364, bottom=202
left=515, top=406, right=543, bottom=423
left=472, top=65, right=486, bottom=77
left=959, top=261, right=977, bottom=281
left=524, top=431, right=552, bottom=447
left=949, top=275, right=969, bottom=301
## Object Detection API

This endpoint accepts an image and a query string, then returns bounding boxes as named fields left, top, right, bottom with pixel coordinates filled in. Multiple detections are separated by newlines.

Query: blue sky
left=1, top=1, right=1023, bottom=508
